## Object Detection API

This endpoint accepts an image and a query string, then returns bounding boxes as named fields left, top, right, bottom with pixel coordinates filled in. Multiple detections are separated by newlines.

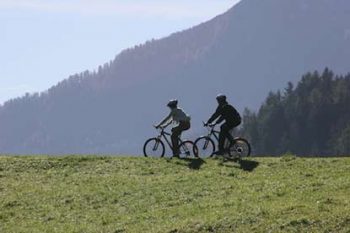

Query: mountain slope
left=1, top=0, right=350, bottom=154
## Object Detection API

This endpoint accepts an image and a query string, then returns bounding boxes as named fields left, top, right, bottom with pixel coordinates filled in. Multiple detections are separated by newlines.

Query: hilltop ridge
left=1, top=156, right=350, bottom=232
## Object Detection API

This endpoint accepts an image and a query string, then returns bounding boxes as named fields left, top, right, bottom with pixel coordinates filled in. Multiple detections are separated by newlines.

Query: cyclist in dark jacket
left=205, top=94, right=241, bottom=155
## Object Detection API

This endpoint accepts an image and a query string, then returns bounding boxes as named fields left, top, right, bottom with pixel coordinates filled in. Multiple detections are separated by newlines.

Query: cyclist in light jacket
left=155, top=99, right=191, bottom=157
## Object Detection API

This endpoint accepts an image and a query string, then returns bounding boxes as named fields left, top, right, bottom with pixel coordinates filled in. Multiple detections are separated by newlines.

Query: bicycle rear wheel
left=179, top=140, right=198, bottom=158
left=194, top=136, right=215, bottom=158
left=229, top=137, right=251, bottom=158
left=143, top=138, right=165, bottom=158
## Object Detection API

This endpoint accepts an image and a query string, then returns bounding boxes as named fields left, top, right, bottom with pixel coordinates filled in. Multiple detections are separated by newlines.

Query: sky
left=0, top=0, right=240, bottom=104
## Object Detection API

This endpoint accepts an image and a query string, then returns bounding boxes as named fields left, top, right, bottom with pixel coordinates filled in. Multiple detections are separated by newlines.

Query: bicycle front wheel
left=194, top=136, right=215, bottom=158
left=229, top=137, right=251, bottom=158
left=179, top=140, right=198, bottom=159
left=143, top=138, right=165, bottom=158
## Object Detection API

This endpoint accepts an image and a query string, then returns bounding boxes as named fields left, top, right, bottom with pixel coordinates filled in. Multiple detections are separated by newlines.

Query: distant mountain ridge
left=1, top=0, right=350, bottom=154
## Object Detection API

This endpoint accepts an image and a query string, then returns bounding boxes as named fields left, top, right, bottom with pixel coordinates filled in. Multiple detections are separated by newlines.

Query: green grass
left=0, top=155, right=350, bottom=233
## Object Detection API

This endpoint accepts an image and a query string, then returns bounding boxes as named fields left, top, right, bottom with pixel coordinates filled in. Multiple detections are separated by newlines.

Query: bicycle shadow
left=218, top=158, right=259, bottom=172
left=238, top=159, right=259, bottom=172
left=171, top=158, right=206, bottom=170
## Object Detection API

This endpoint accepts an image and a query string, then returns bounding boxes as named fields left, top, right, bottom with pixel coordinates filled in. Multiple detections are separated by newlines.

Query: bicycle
left=194, top=122, right=251, bottom=159
left=143, top=126, right=198, bottom=158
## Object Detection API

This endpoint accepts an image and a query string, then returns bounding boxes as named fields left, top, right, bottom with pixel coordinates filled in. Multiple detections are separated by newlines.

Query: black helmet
left=167, top=99, right=178, bottom=108
left=216, top=94, right=227, bottom=103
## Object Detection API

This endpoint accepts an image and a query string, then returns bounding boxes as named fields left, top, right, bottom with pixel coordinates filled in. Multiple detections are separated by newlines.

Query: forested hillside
left=1, top=0, right=350, bottom=154
left=242, top=69, right=350, bottom=156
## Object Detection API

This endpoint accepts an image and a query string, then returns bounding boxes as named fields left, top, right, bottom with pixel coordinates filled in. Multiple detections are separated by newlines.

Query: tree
left=242, top=68, right=350, bottom=156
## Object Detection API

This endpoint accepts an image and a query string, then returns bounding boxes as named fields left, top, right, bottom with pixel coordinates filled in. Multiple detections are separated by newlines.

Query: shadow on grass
left=186, top=158, right=206, bottom=170
left=218, top=157, right=260, bottom=172
left=238, top=159, right=259, bottom=172
left=171, top=158, right=206, bottom=170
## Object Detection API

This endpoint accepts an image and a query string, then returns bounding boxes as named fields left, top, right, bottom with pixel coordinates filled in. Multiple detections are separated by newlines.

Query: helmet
left=216, top=94, right=227, bottom=103
left=167, top=99, right=178, bottom=108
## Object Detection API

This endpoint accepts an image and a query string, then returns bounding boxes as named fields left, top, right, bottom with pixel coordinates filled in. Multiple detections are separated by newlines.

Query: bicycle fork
left=153, top=136, right=162, bottom=151
left=203, top=138, right=210, bottom=150
left=181, top=144, right=190, bottom=157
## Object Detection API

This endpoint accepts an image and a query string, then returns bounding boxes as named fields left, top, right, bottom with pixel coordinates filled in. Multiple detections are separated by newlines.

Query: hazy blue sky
left=0, top=0, right=240, bottom=104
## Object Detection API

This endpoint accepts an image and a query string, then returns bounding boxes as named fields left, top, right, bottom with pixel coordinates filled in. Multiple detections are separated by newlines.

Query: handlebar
left=153, top=125, right=171, bottom=136
left=154, top=125, right=164, bottom=130
left=202, top=121, right=216, bottom=128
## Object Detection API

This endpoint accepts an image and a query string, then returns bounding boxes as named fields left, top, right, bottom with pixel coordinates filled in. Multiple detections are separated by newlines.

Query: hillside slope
left=1, top=0, right=350, bottom=154
left=1, top=156, right=349, bottom=232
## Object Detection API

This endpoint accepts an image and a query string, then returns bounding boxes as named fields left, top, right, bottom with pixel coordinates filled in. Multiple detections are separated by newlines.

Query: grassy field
left=0, top=155, right=349, bottom=233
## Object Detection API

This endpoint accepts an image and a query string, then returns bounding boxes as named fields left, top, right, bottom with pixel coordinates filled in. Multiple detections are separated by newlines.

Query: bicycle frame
left=143, top=126, right=197, bottom=158
left=195, top=123, right=251, bottom=158
left=204, top=124, right=234, bottom=150
left=155, top=128, right=183, bottom=151
left=205, top=125, right=220, bottom=143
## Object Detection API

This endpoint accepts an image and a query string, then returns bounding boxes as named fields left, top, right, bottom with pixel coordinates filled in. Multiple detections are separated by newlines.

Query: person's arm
left=215, top=115, right=225, bottom=124
left=162, top=119, right=173, bottom=128
left=155, top=112, right=172, bottom=128
left=206, top=106, right=221, bottom=124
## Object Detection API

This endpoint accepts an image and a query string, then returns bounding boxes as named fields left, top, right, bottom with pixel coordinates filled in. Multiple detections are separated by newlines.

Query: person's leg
left=219, top=123, right=234, bottom=153
left=225, top=124, right=234, bottom=143
left=171, top=126, right=182, bottom=156
left=171, top=122, right=190, bottom=157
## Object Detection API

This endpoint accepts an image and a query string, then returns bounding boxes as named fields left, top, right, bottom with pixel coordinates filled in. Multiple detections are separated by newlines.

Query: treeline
left=242, top=68, right=350, bottom=156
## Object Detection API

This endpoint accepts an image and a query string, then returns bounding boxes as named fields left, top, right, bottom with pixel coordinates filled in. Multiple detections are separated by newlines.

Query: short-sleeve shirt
left=171, top=108, right=191, bottom=123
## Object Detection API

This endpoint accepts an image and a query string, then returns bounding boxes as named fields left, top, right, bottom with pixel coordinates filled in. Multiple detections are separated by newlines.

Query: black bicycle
left=194, top=123, right=251, bottom=158
left=143, top=126, right=198, bottom=158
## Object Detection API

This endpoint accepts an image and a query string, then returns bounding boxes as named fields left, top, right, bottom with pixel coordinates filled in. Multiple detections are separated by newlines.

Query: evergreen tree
left=242, top=68, right=350, bottom=156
